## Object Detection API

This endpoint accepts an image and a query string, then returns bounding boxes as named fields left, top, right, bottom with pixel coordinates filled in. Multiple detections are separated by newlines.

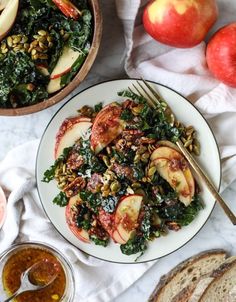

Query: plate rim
left=36, top=78, right=222, bottom=264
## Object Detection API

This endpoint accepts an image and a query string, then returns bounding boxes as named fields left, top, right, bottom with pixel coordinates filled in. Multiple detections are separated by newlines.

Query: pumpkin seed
left=47, top=36, right=53, bottom=42
left=1, top=48, right=8, bottom=54
left=141, top=152, right=150, bottom=162
left=102, top=155, right=110, bottom=167
left=24, top=43, right=30, bottom=50
left=31, top=49, right=37, bottom=55
left=137, top=146, right=147, bottom=154
left=148, top=166, right=156, bottom=177
left=63, top=33, right=70, bottom=41
left=131, top=182, right=141, bottom=188
left=110, top=181, right=120, bottom=192
left=21, top=36, right=28, bottom=43
left=132, top=104, right=143, bottom=115
left=7, top=36, right=13, bottom=47
left=134, top=154, right=141, bottom=163
left=32, top=53, right=39, bottom=60
left=38, top=30, right=47, bottom=36
left=13, top=36, right=21, bottom=44
left=184, top=139, right=193, bottom=148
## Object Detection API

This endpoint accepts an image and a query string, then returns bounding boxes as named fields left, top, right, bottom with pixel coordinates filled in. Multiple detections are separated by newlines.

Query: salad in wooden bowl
left=0, top=0, right=102, bottom=115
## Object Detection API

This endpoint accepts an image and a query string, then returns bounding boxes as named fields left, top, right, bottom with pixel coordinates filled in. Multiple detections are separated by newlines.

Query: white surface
left=1, top=0, right=236, bottom=301
left=0, top=141, right=154, bottom=302
left=37, top=79, right=220, bottom=263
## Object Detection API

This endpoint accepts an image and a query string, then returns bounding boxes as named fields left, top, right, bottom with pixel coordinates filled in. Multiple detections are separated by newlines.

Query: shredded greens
left=0, top=0, right=92, bottom=108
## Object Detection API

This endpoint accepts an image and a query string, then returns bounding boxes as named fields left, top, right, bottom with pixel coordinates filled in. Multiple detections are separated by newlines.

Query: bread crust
left=148, top=249, right=227, bottom=302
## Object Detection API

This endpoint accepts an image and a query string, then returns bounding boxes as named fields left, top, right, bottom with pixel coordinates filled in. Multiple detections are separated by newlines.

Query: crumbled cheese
left=77, top=169, right=92, bottom=179
left=126, top=187, right=134, bottom=194
left=81, top=128, right=91, bottom=141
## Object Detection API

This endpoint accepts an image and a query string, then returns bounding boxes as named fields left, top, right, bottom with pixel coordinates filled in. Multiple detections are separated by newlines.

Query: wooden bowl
left=0, top=0, right=102, bottom=116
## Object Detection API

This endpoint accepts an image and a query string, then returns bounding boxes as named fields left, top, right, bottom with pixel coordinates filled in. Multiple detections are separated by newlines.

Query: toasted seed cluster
left=175, top=121, right=201, bottom=156
left=29, top=30, right=54, bottom=61
left=131, top=104, right=144, bottom=115
left=101, top=170, right=121, bottom=197
left=55, top=162, right=77, bottom=190
left=0, top=34, right=30, bottom=54
left=0, top=30, right=54, bottom=61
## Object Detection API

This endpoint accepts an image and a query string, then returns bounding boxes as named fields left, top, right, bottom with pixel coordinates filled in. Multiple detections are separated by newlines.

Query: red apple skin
left=206, top=23, right=236, bottom=87
left=55, top=116, right=91, bottom=158
left=91, top=103, right=124, bottom=154
left=143, top=0, right=218, bottom=48
left=65, top=196, right=90, bottom=243
left=50, top=67, right=71, bottom=79
left=52, top=0, right=81, bottom=20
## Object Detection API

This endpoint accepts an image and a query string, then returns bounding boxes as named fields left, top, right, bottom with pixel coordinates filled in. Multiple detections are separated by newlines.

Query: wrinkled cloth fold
left=0, top=140, right=153, bottom=302
left=115, top=0, right=236, bottom=191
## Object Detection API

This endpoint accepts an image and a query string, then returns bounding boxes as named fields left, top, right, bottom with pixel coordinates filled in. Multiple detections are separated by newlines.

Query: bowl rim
left=0, top=241, right=76, bottom=301
left=0, top=0, right=103, bottom=116
left=35, top=78, right=222, bottom=264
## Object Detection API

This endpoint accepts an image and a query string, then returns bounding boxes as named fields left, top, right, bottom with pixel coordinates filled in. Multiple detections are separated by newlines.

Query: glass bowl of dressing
left=0, top=242, right=75, bottom=302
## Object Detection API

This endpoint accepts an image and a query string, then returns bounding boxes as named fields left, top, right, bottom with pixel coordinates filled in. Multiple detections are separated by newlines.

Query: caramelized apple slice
left=55, top=116, right=92, bottom=159
left=151, top=145, right=195, bottom=203
left=154, top=158, right=191, bottom=206
left=112, top=230, right=126, bottom=244
left=113, top=194, right=143, bottom=244
left=90, top=103, right=124, bottom=154
left=65, top=195, right=90, bottom=243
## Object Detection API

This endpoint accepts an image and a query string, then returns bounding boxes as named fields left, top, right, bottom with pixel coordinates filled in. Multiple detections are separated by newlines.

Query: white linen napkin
left=0, top=140, right=154, bottom=302
left=116, top=0, right=236, bottom=191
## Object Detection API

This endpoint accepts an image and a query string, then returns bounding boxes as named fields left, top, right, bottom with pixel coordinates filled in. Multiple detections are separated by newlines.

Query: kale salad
left=0, top=0, right=93, bottom=108
left=43, top=89, right=203, bottom=257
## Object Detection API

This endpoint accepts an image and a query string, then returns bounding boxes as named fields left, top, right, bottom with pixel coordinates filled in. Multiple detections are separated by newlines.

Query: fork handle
left=176, top=140, right=236, bottom=225
left=3, top=290, right=20, bottom=302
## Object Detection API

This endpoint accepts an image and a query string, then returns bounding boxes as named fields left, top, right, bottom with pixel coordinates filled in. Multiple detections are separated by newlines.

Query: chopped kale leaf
left=42, top=147, right=72, bottom=183
left=90, top=235, right=109, bottom=247
left=52, top=192, right=68, bottom=207
left=120, top=235, right=147, bottom=256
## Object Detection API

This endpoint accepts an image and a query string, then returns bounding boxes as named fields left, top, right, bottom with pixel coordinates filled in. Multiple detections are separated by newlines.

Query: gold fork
left=129, top=79, right=236, bottom=225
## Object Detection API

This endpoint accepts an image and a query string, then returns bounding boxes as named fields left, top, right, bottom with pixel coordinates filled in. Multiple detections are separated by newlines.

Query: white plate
left=36, top=79, right=221, bottom=263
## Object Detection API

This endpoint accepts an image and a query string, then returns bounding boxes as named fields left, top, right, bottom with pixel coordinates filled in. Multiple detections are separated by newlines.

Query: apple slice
left=55, top=117, right=92, bottom=159
left=65, top=195, right=90, bottom=243
left=156, top=140, right=180, bottom=152
left=0, top=0, right=9, bottom=11
left=50, top=46, right=81, bottom=79
left=47, top=77, right=61, bottom=94
left=112, top=230, right=126, bottom=244
left=36, top=64, right=49, bottom=76
left=0, top=0, right=19, bottom=40
left=52, top=0, right=81, bottom=20
left=113, top=194, right=143, bottom=244
left=151, top=145, right=195, bottom=202
left=91, top=103, right=124, bottom=154
left=154, top=158, right=191, bottom=206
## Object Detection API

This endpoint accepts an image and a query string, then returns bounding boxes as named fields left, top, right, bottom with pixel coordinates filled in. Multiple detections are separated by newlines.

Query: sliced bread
left=188, top=256, right=236, bottom=302
left=148, top=249, right=227, bottom=302
left=198, top=258, right=236, bottom=302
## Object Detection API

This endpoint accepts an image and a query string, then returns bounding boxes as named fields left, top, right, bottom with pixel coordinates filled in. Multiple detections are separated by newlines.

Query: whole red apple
left=206, top=23, right=236, bottom=87
left=143, top=0, right=218, bottom=48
